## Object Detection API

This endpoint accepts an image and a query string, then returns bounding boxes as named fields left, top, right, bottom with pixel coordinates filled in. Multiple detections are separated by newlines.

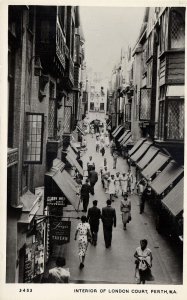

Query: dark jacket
left=89, top=170, right=98, bottom=184
left=101, top=206, right=116, bottom=227
left=87, top=206, right=101, bottom=225
left=81, top=183, right=91, bottom=197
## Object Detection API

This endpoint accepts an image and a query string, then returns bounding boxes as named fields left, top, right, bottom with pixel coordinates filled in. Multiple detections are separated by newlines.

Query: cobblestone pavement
left=45, top=133, right=182, bottom=284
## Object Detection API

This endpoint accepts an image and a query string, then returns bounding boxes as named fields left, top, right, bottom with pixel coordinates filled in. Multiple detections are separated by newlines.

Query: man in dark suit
left=88, top=166, right=98, bottom=195
left=101, top=199, right=116, bottom=248
left=87, top=200, right=101, bottom=246
left=80, top=179, right=91, bottom=212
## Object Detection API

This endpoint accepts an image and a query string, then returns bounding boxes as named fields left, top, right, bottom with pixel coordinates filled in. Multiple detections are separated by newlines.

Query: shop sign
left=50, top=220, right=71, bottom=244
left=47, top=196, right=66, bottom=206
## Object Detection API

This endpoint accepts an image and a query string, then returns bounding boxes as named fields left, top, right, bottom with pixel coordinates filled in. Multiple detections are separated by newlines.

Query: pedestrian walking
left=91, top=125, right=95, bottom=138
left=128, top=169, right=135, bottom=194
left=100, top=139, right=105, bottom=156
left=139, top=186, right=151, bottom=214
left=88, top=166, right=98, bottom=195
left=120, top=172, right=128, bottom=196
left=87, top=200, right=101, bottom=246
left=112, top=150, right=118, bottom=169
left=80, top=179, right=92, bottom=212
left=110, top=139, right=116, bottom=156
left=115, top=172, right=121, bottom=197
left=48, top=257, right=70, bottom=283
left=96, top=137, right=100, bottom=152
left=101, top=199, right=116, bottom=248
left=102, top=166, right=110, bottom=192
left=120, top=194, right=131, bottom=230
left=74, top=216, right=92, bottom=269
left=87, top=156, right=95, bottom=176
left=134, top=239, right=154, bottom=284
left=108, top=174, right=116, bottom=201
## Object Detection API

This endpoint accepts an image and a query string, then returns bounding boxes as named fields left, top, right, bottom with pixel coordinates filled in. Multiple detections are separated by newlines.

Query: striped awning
left=128, top=138, right=147, bottom=156
left=118, top=130, right=130, bottom=142
left=130, top=141, right=152, bottom=163
left=120, top=132, right=132, bottom=146
left=66, top=146, right=84, bottom=176
left=149, top=160, right=184, bottom=195
left=162, top=178, right=184, bottom=217
left=112, top=126, right=124, bottom=138
left=112, top=125, right=122, bottom=136
left=136, top=146, right=160, bottom=170
left=142, top=152, right=170, bottom=180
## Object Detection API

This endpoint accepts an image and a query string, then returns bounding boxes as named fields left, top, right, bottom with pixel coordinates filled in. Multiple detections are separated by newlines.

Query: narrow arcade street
left=45, top=132, right=182, bottom=284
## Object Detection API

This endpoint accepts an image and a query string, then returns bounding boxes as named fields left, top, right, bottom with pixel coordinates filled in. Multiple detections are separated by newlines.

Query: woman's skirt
left=78, top=235, right=88, bottom=257
left=121, top=181, right=128, bottom=193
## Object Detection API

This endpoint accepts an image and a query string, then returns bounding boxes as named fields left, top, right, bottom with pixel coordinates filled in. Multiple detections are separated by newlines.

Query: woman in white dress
left=102, top=166, right=110, bottom=192
left=120, top=173, right=128, bottom=196
left=105, top=134, right=110, bottom=147
left=115, top=172, right=121, bottom=197
left=74, top=216, right=92, bottom=269
left=128, top=169, right=135, bottom=194
left=108, top=174, right=116, bottom=201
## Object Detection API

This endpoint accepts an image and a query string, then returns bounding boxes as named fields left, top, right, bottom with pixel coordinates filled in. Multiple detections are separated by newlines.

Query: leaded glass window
left=158, top=101, right=165, bottom=139
left=139, top=88, right=151, bottom=121
left=166, top=99, right=184, bottom=140
left=63, top=106, right=72, bottom=133
left=125, top=104, right=131, bottom=122
left=24, top=113, right=44, bottom=163
left=170, top=9, right=185, bottom=49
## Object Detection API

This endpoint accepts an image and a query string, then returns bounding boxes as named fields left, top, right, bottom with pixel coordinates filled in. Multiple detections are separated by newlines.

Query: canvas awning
left=162, top=178, right=184, bottom=217
left=120, top=132, right=132, bottom=146
left=128, top=138, right=147, bottom=156
left=142, top=152, right=170, bottom=180
left=46, top=165, right=80, bottom=211
left=66, top=145, right=84, bottom=176
left=136, top=146, right=160, bottom=170
left=130, top=141, right=152, bottom=162
left=149, top=160, right=184, bottom=195
left=118, top=130, right=130, bottom=142
left=77, top=125, right=85, bottom=136
left=70, top=141, right=81, bottom=153
left=112, top=125, right=122, bottom=136
left=112, top=126, right=124, bottom=138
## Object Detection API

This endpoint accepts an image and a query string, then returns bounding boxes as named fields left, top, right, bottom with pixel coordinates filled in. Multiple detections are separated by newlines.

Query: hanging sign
left=47, top=196, right=66, bottom=206
left=50, top=220, right=71, bottom=244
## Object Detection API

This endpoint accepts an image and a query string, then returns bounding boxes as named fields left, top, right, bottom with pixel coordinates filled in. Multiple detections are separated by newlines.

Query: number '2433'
left=19, top=289, right=32, bottom=292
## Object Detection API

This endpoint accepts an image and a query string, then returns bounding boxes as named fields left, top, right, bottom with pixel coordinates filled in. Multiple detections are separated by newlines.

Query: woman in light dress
left=74, top=216, right=92, bottom=269
left=108, top=174, right=116, bottom=201
left=115, top=172, right=121, bottom=197
left=120, top=173, right=128, bottom=196
left=105, top=133, right=110, bottom=147
left=120, top=193, right=131, bottom=230
left=128, top=169, right=136, bottom=194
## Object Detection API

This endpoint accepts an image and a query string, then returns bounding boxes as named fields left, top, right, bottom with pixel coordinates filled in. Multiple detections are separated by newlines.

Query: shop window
left=125, top=104, right=131, bottom=122
left=158, top=101, right=165, bottom=139
left=24, top=113, right=44, bottom=164
left=160, top=9, right=169, bottom=53
left=48, top=82, right=57, bottom=138
left=90, top=102, right=94, bottom=111
left=100, top=103, right=104, bottom=111
left=170, top=9, right=185, bottom=49
left=166, top=99, right=184, bottom=140
left=63, top=106, right=72, bottom=133
left=139, top=88, right=151, bottom=121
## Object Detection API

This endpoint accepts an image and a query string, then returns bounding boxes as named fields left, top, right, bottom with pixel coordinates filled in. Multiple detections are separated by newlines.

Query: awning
left=66, top=146, right=84, bottom=176
left=46, top=165, right=80, bottom=211
left=120, top=132, right=132, bottom=145
left=128, top=138, right=147, bottom=156
left=122, top=137, right=133, bottom=147
left=142, top=152, right=170, bottom=180
left=149, top=160, right=184, bottom=195
left=162, top=178, right=184, bottom=217
left=118, top=130, right=130, bottom=142
left=130, top=141, right=152, bottom=162
left=136, top=146, right=160, bottom=170
left=70, top=141, right=81, bottom=153
left=112, top=125, right=123, bottom=136
left=77, top=125, right=85, bottom=136
left=112, top=126, right=124, bottom=138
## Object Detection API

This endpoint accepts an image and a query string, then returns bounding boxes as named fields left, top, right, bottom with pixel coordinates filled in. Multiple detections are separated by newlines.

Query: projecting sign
left=50, top=220, right=71, bottom=244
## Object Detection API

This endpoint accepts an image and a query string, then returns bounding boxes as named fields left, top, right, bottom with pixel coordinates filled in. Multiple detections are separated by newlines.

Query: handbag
left=127, top=212, right=132, bottom=222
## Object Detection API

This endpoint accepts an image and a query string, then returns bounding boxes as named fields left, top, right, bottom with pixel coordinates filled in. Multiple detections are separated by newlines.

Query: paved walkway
left=44, top=133, right=182, bottom=284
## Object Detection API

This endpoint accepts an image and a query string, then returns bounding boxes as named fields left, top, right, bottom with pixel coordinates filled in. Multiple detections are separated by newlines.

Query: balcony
left=7, top=148, right=18, bottom=168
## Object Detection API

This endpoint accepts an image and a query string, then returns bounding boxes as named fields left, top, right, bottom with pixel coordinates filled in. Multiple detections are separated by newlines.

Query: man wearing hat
left=87, top=200, right=101, bottom=246
left=101, top=200, right=116, bottom=248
